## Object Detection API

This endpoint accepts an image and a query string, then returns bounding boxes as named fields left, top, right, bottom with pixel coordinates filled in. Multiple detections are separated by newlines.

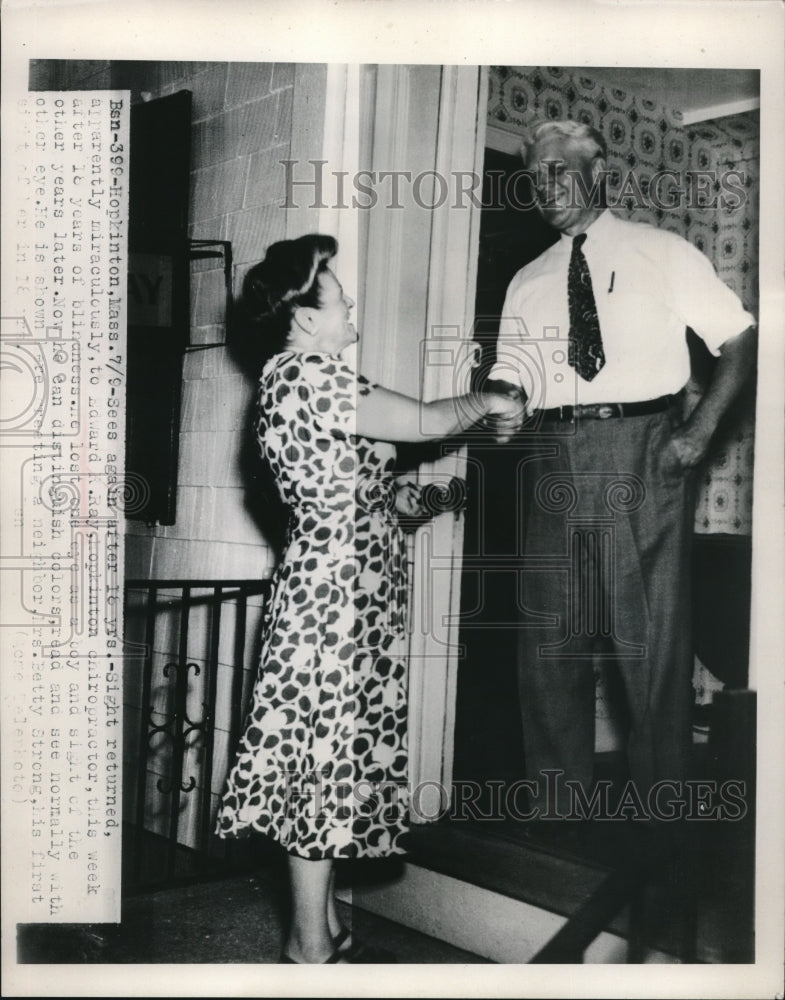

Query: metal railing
left=123, top=579, right=271, bottom=891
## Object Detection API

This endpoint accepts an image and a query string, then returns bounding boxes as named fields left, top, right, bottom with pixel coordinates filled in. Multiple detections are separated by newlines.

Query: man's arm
left=669, top=325, right=757, bottom=468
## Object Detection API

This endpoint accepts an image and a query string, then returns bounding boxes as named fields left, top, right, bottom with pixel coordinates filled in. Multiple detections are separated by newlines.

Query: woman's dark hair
left=230, top=234, right=338, bottom=372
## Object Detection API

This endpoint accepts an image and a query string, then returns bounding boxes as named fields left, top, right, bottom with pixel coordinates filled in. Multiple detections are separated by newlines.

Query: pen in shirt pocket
left=608, top=271, right=615, bottom=293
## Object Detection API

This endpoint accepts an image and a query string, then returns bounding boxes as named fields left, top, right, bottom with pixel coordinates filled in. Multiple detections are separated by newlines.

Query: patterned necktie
left=567, top=233, right=605, bottom=381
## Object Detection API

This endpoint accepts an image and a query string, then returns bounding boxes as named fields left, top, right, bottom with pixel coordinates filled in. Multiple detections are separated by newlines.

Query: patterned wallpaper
left=487, top=66, right=759, bottom=534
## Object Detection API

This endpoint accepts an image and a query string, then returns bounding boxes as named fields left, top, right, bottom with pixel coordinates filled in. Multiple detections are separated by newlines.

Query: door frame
left=357, top=64, right=489, bottom=815
left=289, top=63, right=489, bottom=810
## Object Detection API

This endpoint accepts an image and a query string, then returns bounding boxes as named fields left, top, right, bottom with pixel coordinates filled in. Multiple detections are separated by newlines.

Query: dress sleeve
left=295, top=352, right=363, bottom=440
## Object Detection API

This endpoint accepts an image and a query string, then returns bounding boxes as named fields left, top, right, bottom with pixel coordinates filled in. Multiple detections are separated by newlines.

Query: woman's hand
left=393, top=477, right=424, bottom=517
left=358, top=381, right=527, bottom=443
left=482, top=390, right=527, bottom=443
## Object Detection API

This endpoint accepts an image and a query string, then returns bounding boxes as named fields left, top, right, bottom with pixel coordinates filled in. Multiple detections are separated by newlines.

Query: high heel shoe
left=331, top=926, right=397, bottom=963
left=279, top=927, right=396, bottom=963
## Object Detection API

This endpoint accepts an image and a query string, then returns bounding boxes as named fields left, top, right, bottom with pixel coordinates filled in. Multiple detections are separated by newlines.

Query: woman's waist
left=285, top=491, right=401, bottom=521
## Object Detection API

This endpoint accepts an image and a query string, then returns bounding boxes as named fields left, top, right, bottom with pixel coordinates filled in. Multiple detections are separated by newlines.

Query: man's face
left=529, top=135, right=602, bottom=235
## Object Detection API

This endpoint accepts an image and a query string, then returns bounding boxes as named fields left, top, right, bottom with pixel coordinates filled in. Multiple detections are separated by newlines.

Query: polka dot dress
left=215, top=352, right=409, bottom=859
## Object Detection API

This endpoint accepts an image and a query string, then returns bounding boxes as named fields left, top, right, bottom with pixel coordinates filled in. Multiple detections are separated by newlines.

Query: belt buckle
left=597, top=404, right=615, bottom=420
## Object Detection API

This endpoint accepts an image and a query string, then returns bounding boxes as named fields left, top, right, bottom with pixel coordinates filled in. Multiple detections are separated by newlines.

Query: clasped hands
left=483, top=385, right=528, bottom=443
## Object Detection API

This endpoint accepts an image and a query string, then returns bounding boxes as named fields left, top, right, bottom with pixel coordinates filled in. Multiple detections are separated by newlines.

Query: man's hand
left=677, top=327, right=756, bottom=461
left=665, top=424, right=712, bottom=472
left=665, top=325, right=756, bottom=475
left=483, top=380, right=527, bottom=443
left=492, top=410, right=525, bottom=444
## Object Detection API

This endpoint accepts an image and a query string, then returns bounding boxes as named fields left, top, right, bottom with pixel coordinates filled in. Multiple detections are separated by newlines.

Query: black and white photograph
left=1, top=2, right=783, bottom=997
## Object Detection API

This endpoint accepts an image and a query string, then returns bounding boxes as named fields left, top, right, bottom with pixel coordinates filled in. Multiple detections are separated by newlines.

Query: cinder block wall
left=29, top=58, right=294, bottom=577
left=29, top=60, right=303, bottom=851
left=120, top=62, right=297, bottom=848
left=127, top=61, right=294, bottom=580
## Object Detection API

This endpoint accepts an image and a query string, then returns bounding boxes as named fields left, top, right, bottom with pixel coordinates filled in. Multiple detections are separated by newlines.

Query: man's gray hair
left=522, top=119, right=608, bottom=165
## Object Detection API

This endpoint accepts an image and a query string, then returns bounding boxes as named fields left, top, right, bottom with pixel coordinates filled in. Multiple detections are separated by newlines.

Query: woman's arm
left=357, top=384, right=524, bottom=443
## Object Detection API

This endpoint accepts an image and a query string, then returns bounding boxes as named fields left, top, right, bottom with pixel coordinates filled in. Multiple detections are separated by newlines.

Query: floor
left=16, top=868, right=490, bottom=965
left=17, top=805, right=752, bottom=967
left=17, top=725, right=753, bottom=967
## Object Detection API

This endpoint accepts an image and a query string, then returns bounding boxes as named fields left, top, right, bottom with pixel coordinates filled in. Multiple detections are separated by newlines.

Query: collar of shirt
left=492, top=208, right=753, bottom=408
left=557, top=208, right=617, bottom=250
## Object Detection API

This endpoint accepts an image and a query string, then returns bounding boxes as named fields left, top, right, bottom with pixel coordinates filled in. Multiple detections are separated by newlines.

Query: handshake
left=482, top=381, right=528, bottom=443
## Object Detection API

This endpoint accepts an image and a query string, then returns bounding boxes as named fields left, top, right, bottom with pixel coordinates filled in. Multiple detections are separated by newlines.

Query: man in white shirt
left=491, top=120, right=756, bottom=820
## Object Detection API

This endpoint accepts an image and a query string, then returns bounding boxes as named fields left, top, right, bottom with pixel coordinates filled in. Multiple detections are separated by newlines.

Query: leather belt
left=539, top=394, right=674, bottom=422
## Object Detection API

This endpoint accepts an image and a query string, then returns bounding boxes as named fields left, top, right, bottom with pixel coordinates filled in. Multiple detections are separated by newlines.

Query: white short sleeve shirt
left=490, top=210, right=755, bottom=409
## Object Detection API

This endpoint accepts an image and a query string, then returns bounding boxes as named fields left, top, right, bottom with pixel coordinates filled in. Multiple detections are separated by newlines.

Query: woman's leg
left=326, top=866, right=346, bottom=939
left=284, top=855, right=335, bottom=962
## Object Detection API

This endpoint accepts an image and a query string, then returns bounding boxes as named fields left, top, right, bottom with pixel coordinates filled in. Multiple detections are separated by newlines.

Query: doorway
left=451, top=145, right=756, bottom=813
left=452, top=146, right=556, bottom=801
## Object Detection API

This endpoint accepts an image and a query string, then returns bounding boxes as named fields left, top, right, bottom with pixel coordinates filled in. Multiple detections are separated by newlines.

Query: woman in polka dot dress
left=215, top=235, right=524, bottom=963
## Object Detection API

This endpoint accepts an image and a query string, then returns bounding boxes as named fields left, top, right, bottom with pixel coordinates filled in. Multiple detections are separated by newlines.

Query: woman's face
left=313, top=269, right=357, bottom=354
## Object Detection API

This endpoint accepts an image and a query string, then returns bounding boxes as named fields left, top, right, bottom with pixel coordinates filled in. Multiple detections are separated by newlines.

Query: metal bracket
left=185, top=239, right=233, bottom=350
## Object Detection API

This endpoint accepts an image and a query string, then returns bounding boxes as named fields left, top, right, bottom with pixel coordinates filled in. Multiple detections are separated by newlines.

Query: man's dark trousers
left=516, top=404, right=697, bottom=817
